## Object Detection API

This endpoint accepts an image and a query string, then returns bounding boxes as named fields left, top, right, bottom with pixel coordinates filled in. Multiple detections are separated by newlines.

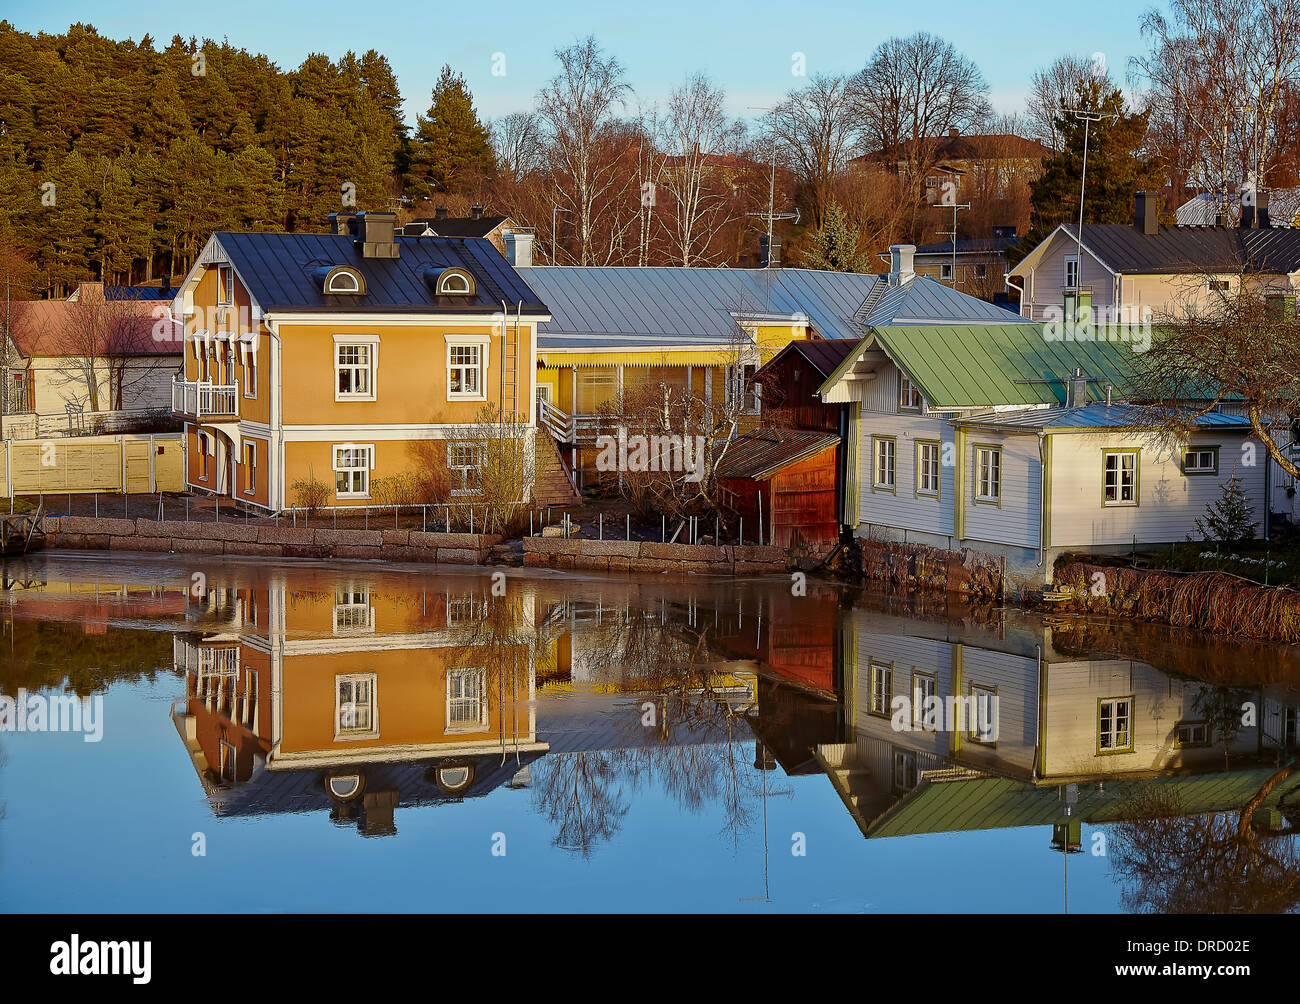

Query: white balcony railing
left=173, top=379, right=238, bottom=419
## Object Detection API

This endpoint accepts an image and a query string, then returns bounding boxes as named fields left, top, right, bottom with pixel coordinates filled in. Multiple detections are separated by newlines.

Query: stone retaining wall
left=857, top=538, right=1004, bottom=600
left=40, top=515, right=500, bottom=564
left=523, top=537, right=787, bottom=575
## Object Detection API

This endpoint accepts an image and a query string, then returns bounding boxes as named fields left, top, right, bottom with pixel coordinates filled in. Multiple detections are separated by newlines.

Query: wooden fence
left=1, top=433, right=184, bottom=496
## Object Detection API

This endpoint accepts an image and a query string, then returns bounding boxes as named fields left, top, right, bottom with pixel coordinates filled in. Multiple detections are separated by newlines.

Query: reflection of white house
left=1, top=283, right=181, bottom=437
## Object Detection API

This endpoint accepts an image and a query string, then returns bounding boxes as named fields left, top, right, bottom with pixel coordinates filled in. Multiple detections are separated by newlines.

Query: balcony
left=173, top=379, right=238, bottom=420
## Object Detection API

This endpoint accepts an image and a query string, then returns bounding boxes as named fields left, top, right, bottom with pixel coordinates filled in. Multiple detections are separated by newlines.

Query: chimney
left=888, top=244, right=916, bottom=286
left=471, top=203, right=484, bottom=220
left=1258, top=190, right=1271, bottom=228
left=329, top=211, right=359, bottom=236
left=504, top=230, right=534, bottom=267
left=992, top=224, right=1017, bottom=240
left=1133, top=191, right=1159, bottom=236
left=948, top=127, right=959, bottom=138
left=355, top=211, right=399, bottom=259
left=1068, top=367, right=1088, bottom=407
left=759, top=234, right=782, bottom=268
left=434, top=206, right=448, bottom=220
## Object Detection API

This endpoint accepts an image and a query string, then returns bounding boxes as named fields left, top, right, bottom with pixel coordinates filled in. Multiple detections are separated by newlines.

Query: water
left=1, top=553, right=1297, bottom=913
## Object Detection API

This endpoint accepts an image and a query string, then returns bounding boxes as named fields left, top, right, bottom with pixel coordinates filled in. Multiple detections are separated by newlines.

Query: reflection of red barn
left=711, top=590, right=840, bottom=698
left=717, top=428, right=839, bottom=552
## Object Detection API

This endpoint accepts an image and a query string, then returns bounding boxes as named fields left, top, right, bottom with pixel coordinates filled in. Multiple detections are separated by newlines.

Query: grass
left=1144, top=523, right=1300, bottom=587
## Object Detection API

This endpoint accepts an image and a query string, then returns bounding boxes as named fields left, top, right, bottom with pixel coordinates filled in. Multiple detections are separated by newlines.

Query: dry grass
left=1055, top=561, right=1300, bottom=643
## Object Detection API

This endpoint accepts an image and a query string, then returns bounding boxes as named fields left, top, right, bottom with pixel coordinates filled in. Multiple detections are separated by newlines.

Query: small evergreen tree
left=1194, top=474, right=1258, bottom=544
left=800, top=203, right=868, bottom=272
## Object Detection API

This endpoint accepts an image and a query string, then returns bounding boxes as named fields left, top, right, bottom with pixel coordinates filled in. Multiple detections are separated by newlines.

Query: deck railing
left=173, top=379, right=238, bottom=419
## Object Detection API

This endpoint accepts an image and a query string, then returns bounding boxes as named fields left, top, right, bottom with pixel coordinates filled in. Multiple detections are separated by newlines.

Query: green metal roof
left=858, top=324, right=1135, bottom=410
left=867, top=768, right=1297, bottom=839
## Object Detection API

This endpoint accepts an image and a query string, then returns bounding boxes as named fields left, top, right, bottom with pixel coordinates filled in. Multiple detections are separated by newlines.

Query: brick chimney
left=434, top=206, right=448, bottom=220
left=1133, top=191, right=1160, bottom=236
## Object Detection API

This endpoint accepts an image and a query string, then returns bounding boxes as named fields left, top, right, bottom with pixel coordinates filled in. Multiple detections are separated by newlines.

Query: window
left=1099, top=697, right=1133, bottom=753
left=197, top=432, right=210, bottom=480
left=925, top=175, right=938, bottom=189
left=912, top=672, right=937, bottom=731
left=217, top=264, right=235, bottom=305
left=1103, top=450, right=1139, bottom=505
left=1207, top=278, right=1230, bottom=293
left=1064, top=289, right=1092, bottom=323
left=446, top=593, right=482, bottom=626
left=219, top=741, right=237, bottom=783
left=939, top=263, right=953, bottom=280
left=1064, top=255, right=1079, bottom=290
left=242, top=441, right=256, bottom=495
left=1175, top=721, right=1210, bottom=747
left=437, top=269, right=474, bottom=295
left=241, top=668, right=258, bottom=729
left=916, top=441, right=940, bottom=497
left=336, top=343, right=375, bottom=399
left=1183, top=446, right=1218, bottom=476
left=872, top=437, right=896, bottom=492
left=325, top=268, right=363, bottom=294
left=869, top=661, right=893, bottom=717
left=447, top=668, right=489, bottom=731
left=333, top=587, right=374, bottom=633
left=973, top=263, right=988, bottom=279
left=333, top=444, right=373, bottom=498
left=243, top=344, right=257, bottom=399
left=448, top=441, right=485, bottom=495
left=447, top=342, right=484, bottom=398
left=899, top=375, right=922, bottom=411
left=975, top=446, right=1001, bottom=503
left=335, top=673, right=377, bottom=737
left=892, top=749, right=919, bottom=792
left=577, top=370, right=616, bottom=412
left=970, top=684, right=997, bottom=743
left=741, top=363, right=760, bottom=413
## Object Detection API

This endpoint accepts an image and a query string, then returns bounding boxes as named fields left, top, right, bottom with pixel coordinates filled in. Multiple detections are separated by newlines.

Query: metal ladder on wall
left=500, top=301, right=522, bottom=426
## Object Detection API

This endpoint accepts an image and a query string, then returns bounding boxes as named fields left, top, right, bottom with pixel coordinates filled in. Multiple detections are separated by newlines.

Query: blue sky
left=12, top=0, right=1157, bottom=130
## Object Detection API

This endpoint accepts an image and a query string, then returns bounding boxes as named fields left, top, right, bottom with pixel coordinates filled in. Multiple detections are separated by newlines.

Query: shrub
left=291, top=467, right=330, bottom=513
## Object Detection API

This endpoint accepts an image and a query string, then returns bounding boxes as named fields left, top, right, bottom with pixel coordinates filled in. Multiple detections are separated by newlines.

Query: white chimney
left=504, top=231, right=534, bottom=268
left=889, top=244, right=916, bottom=286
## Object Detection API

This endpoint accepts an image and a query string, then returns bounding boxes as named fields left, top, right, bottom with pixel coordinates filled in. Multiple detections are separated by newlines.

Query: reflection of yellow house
left=517, top=266, right=880, bottom=486
left=170, top=212, right=551, bottom=510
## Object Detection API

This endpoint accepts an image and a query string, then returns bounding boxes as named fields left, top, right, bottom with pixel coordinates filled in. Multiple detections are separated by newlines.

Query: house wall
left=28, top=353, right=178, bottom=416
left=1041, top=659, right=1259, bottom=779
left=1047, top=430, right=1265, bottom=548
left=960, top=429, right=1042, bottom=550
left=1020, top=233, right=1115, bottom=321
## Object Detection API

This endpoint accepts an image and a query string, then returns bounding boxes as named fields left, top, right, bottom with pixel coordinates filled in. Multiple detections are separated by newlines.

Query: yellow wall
left=3, top=434, right=184, bottom=495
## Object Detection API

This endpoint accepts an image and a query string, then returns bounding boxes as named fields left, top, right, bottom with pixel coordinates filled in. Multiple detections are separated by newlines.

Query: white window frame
left=912, top=672, right=937, bottom=731
left=197, top=432, right=210, bottom=480
left=335, top=672, right=379, bottom=740
left=241, top=667, right=258, bottom=730
left=333, top=443, right=374, bottom=499
left=975, top=446, right=1001, bottom=503
left=448, top=441, right=486, bottom=496
left=872, top=437, right=896, bottom=492
left=333, top=586, right=375, bottom=634
left=1064, top=255, right=1079, bottom=290
left=899, top=375, right=922, bottom=412
left=243, top=441, right=256, bottom=496
left=969, top=684, right=998, bottom=744
left=973, top=263, right=988, bottom=280
left=326, top=268, right=362, bottom=294
left=240, top=340, right=258, bottom=400
left=916, top=441, right=940, bottom=497
left=869, top=661, right=893, bottom=717
left=446, top=667, right=489, bottom=733
left=446, top=335, right=490, bottom=401
left=217, top=264, right=235, bottom=306
left=1183, top=446, right=1218, bottom=475
left=1175, top=721, right=1209, bottom=746
left=939, top=262, right=953, bottom=280
left=1103, top=450, right=1139, bottom=506
left=333, top=335, right=379, bottom=402
left=438, top=271, right=473, bottom=295
left=1099, top=696, right=1134, bottom=753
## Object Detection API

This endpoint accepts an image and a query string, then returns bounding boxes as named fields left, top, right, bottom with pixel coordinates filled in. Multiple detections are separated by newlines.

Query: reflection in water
left=1, top=556, right=1298, bottom=911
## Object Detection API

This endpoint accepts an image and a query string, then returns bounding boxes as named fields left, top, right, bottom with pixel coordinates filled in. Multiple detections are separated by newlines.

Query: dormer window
left=322, top=266, right=366, bottom=295
left=425, top=266, right=476, bottom=297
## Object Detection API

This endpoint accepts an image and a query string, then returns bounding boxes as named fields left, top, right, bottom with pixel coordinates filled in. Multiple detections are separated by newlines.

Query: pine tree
left=800, top=203, right=868, bottom=272
left=1194, top=475, right=1258, bottom=544
left=409, top=65, right=495, bottom=198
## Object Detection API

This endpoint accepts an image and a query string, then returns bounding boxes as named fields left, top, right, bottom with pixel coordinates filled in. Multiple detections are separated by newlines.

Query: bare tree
left=1135, top=0, right=1300, bottom=199
left=655, top=75, right=743, bottom=266
left=776, top=74, right=856, bottom=229
left=1133, top=277, right=1300, bottom=480
left=1027, top=54, right=1114, bottom=150
left=491, top=111, right=544, bottom=184
left=535, top=36, right=635, bottom=266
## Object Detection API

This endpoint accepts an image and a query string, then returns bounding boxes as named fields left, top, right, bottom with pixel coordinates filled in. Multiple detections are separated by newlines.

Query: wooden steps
left=533, top=435, right=582, bottom=507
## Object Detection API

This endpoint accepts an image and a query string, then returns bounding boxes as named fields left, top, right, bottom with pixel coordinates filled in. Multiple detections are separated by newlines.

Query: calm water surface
left=1, top=553, right=1297, bottom=913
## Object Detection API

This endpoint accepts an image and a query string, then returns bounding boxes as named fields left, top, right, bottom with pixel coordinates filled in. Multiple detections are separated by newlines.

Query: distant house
left=1177, top=187, right=1300, bottom=228
left=0, top=282, right=181, bottom=437
left=401, top=205, right=520, bottom=255
left=1008, top=191, right=1300, bottom=323
left=854, top=128, right=1052, bottom=206
left=875, top=228, right=1019, bottom=303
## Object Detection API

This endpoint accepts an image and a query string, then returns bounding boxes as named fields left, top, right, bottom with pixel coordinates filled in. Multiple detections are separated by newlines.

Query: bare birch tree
left=1026, top=54, right=1114, bottom=151
left=776, top=74, right=856, bottom=230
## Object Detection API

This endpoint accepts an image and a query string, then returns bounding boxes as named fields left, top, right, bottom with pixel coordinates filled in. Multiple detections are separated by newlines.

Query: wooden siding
left=960, top=430, right=1041, bottom=550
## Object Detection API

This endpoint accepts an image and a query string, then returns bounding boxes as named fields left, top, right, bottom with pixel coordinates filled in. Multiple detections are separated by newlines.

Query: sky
left=10, top=0, right=1157, bottom=129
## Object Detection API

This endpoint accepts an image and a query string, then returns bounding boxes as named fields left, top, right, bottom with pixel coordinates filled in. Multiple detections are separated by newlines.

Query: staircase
left=533, top=434, right=582, bottom=506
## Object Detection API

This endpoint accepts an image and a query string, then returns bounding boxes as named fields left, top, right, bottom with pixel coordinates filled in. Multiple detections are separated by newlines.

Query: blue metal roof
left=954, top=403, right=1254, bottom=430
left=215, top=232, right=548, bottom=315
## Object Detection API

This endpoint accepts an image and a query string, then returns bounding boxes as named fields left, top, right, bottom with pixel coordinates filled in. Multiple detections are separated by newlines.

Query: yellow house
left=170, top=212, right=551, bottom=510
left=514, top=264, right=883, bottom=486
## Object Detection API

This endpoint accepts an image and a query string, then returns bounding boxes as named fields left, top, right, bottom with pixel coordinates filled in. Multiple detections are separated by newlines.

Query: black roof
left=762, top=337, right=858, bottom=379
left=104, top=285, right=180, bottom=300
left=407, top=215, right=511, bottom=239
left=911, top=237, right=1018, bottom=256
left=1061, top=224, right=1300, bottom=275
left=216, top=232, right=548, bottom=314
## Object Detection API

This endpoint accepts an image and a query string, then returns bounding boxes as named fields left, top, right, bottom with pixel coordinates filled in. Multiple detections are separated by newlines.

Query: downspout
left=265, top=318, right=284, bottom=511
left=1037, top=431, right=1047, bottom=568
left=1004, top=273, right=1027, bottom=316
